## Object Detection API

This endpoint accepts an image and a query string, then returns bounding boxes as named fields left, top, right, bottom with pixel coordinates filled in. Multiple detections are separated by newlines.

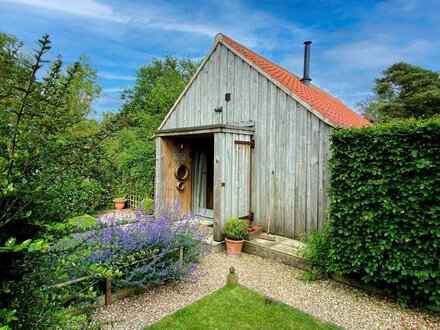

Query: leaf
left=5, top=238, right=16, bottom=247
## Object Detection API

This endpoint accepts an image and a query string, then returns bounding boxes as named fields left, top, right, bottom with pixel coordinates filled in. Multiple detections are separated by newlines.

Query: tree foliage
left=106, top=56, right=199, bottom=197
left=0, top=33, right=118, bottom=237
left=120, top=55, right=198, bottom=134
left=360, top=62, right=440, bottom=123
left=0, top=32, right=122, bottom=329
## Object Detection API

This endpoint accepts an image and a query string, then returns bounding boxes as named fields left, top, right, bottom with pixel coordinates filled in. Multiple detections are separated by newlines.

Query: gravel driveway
left=93, top=252, right=440, bottom=330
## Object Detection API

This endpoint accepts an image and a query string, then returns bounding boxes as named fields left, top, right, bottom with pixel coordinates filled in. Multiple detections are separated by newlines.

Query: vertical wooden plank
left=216, top=44, right=225, bottom=125
left=250, top=71, right=259, bottom=221
left=186, top=90, right=192, bottom=126
left=199, top=63, right=206, bottom=125
left=266, top=83, right=277, bottom=234
left=234, top=56, right=242, bottom=124
left=224, top=133, right=232, bottom=221
left=213, top=132, right=223, bottom=240
left=207, top=48, right=217, bottom=126
left=226, top=50, right=235, bottom=124
left=285, top=98, right=297, bottom=238
left=200, top=62, right=207, bottom=126
left=193, top=70, right=200, bottom=127
left=249, top=68, right=258, bottom=121
left=295, top=104, right=306, bottom=236
left=305, top=112, right=312, bottom=233
left=207, top=51, right=213, bottom=126
left=259, top=76, right=268, bottom=229
left=230, top=134, right=238, bottom=218
left=237, top=134, right=243, bottom=216
left=241, top=134, right=251, bottom=217
left=273, top=88, right=286, bottom=235
left=309, top=115, right=320, bottom=232
left=220, top=45, right=228, bottom=126
left=242, top=62, right=250, bottom=122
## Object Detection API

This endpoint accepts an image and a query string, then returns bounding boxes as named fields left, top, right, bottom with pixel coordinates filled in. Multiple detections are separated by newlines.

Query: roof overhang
left=155, top=122, right=255, bottom=137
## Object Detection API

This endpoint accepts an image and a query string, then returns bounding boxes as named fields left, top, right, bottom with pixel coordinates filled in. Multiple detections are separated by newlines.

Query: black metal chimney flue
left=301, top=41, right=312, bottom=86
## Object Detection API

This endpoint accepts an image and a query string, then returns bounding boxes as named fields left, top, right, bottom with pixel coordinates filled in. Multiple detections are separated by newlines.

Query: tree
left=360, top=62, right=440, bottom=123
left=0, top=33, right=112, bottom=238
left=106, top=56, right=199, bottom=197
left=120, top=55, right=198, bottom=133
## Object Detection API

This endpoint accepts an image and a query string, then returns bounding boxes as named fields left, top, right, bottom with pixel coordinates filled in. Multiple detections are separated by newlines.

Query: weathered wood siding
left=159, top=43, right=332, bottom=237
left=213, top=133, right=252, bottom=240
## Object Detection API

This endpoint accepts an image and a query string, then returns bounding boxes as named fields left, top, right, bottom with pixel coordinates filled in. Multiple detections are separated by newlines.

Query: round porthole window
left=174, top=164, right=189, bottom=180
left=176, top=181, right=185, bottom=191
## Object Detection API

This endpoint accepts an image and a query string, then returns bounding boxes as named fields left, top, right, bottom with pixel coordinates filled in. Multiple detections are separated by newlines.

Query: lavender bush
left=84, top=206, right=207, bottom=288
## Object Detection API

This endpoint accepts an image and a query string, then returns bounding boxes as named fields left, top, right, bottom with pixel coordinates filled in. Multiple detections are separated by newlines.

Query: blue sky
left=0, top=0, right=439, bottom=118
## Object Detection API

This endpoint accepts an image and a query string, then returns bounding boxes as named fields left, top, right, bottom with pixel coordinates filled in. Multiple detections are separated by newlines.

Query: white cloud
left=7, top=0, right=129, bottom=22
left=102, top=87, right=125, bottom=94
left=322, top=38, right=435, bottom=70
left=99, top=72, right=135, bottom=81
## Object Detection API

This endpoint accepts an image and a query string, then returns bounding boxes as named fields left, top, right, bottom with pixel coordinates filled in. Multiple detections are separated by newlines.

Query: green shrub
left=326, top=117, right=440, bottom=305
left=35, top=177, right=107, bottom=222
left=302, top=226, right=331, bottom=272
left=67, top=215, right=97, bottom=229
left=224, top=218, right=248, bottom=240
left=138, top=197, right=155, bottom=214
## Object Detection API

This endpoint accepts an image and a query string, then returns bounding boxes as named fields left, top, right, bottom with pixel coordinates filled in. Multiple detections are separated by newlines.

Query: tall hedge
left=327, top=117, right=440, bottom=305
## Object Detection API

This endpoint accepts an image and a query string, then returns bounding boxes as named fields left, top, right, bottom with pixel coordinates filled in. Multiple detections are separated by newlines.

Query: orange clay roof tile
left=219, top=33, right=371, bottom=128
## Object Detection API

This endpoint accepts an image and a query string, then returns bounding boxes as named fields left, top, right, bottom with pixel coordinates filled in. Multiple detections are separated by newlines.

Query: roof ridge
left=216, top=33, right=371, bottom=128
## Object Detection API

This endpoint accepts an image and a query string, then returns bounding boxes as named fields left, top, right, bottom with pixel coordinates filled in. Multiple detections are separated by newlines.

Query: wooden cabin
left=155, top=33, right=370, bottom=241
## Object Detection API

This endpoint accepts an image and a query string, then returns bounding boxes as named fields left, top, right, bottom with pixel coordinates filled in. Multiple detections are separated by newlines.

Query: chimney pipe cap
left=304, top=41, right=312, bottom=45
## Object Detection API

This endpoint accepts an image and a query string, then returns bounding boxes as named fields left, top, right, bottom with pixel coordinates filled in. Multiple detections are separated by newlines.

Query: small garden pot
left=113, top=198, right=127, bottom=210
left=225, top=238, right=244, bottom=257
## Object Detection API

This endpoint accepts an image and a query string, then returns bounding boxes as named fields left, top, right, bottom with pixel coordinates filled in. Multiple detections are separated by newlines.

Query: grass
left=146, top=285, right=341, bottom=330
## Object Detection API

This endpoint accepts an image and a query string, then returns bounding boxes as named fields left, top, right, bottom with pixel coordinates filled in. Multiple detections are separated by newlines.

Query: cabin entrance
left=155, top=125, right=254, bottom=242
left=192, top=138, right=214, bottom=219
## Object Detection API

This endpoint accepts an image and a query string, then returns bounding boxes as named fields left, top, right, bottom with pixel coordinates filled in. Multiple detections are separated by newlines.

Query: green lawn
left=146, top=285, right=341, bottom=330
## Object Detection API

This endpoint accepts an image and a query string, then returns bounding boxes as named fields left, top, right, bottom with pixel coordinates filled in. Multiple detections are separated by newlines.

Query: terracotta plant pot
left=113, top=198, right=127, bottom=210
left=225, top=238, right=244, bottom=257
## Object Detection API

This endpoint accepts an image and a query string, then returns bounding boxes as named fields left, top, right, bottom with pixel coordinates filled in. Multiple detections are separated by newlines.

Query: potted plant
left=224, top=218, right=248, bottom=257
left=113, top=186, right=127, bottom=210
left=113, top=197, right=127, bottom=210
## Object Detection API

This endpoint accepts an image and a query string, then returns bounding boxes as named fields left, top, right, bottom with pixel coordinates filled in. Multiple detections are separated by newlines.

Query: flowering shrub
left=6, top=205, right=206, bottom=328
left=85, top=208, right=206, bottom=288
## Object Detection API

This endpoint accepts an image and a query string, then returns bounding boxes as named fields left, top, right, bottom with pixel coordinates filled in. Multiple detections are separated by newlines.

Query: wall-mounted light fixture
left=214, top=106, right=223, bottom=113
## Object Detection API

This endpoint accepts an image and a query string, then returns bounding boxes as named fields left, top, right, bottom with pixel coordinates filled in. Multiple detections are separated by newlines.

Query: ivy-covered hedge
left=326, top=117, right=439, bottom=305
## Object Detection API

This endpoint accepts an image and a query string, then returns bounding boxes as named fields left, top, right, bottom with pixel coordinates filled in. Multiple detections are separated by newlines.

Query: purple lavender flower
left=82, top=203, right=207, bottom=288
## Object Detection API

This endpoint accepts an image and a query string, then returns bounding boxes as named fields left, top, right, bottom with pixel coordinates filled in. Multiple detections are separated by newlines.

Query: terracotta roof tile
left=219, top=34, right=371, bottom=128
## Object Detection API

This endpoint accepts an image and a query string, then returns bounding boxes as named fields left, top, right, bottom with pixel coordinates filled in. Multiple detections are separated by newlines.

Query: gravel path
left=93, top=253, right=440, bottom=330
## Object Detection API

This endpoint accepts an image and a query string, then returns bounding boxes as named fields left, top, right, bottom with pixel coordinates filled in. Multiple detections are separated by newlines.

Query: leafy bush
left=224, top=218, right=248, bottom=240
left=3, top=207, right=206, bottom=328
left=36, top=178, right=107, bottom=222
left=67, top=214, right=97, bottom=229
left=326, top=117, right=440, bottom=305
left=302, top=226, right=331, bottom=272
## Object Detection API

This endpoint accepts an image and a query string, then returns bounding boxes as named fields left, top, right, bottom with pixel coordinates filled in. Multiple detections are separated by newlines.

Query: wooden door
left=213, top=132, right=252, bottom=241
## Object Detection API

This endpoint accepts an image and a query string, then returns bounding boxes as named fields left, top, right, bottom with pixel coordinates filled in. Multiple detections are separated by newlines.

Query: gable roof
left=218, top=33, right=371, bottom=128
